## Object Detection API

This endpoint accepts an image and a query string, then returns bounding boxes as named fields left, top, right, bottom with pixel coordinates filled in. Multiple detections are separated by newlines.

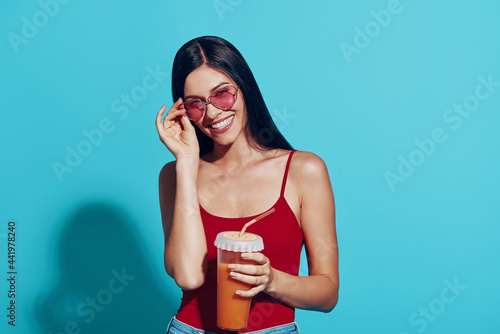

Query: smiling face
left=183, top=65, right=248, bottom=149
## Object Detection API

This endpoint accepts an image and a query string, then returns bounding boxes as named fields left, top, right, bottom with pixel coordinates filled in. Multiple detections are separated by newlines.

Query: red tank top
left=176, top=150, right=303, bottom=333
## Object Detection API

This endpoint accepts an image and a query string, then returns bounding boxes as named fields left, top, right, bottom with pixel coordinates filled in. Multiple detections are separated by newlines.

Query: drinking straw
left=239, top=208, right=276, bottom=237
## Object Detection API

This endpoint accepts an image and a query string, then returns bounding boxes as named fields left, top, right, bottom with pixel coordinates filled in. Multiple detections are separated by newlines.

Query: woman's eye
left=215, top=88, right=229, bottom=96
left=186, top=99, right=203, bottom=108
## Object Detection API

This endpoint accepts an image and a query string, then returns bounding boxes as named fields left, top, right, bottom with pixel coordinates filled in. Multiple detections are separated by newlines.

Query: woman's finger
left=229, top=271, right=265, bottom=286
left=164, top=107, right=187, bottom=123
left=155, top=105, right=167, bottom=129
left=165, top=98, right=184, bottom=114
left=228, top=264, right=265, bottom=276
left=179, top=113, right=195, bottom=132
left=241, top=252, right=267, bottom=264
left=235, top=285, right=264, bottom=298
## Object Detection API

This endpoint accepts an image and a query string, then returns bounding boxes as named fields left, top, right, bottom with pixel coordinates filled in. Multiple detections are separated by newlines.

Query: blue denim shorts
left=166, top=317, right=300, bottom=334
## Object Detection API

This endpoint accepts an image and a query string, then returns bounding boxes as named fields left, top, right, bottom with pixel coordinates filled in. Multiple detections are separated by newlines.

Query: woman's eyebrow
left=184, top=82, right=231, bottom=100
left=210, top=82, right=231, bottom=92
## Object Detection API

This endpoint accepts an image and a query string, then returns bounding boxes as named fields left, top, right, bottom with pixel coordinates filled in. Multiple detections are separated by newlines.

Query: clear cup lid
left=214, top=231, right=264, bottom=253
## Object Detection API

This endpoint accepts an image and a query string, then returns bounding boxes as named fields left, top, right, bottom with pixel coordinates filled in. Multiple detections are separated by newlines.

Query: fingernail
left=228, top=264, right=235, bottom=270
left=241, top=253, right=249, bottom=259
left=229, top=272, right=237, bottom=278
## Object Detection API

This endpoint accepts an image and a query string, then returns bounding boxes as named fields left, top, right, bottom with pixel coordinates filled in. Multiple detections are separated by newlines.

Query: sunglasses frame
left=181, top=84, right=239, bottom=121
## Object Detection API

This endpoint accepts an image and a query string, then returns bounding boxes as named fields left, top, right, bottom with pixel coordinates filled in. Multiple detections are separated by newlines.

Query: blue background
left=1, top=0, right=499, bottom=333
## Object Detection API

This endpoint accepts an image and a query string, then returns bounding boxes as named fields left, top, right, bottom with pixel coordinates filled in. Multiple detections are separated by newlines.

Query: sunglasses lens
left=181, top=86, right=237, bottom=121
left=184, top=100, right=204, bottom=121
left=210, top=86, right=237, bottom=110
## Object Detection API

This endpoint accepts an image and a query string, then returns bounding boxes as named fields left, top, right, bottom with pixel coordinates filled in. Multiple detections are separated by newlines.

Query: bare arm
left=156, top=102, right=207, bottom=290
left=230, top=152, right=339, bottom=311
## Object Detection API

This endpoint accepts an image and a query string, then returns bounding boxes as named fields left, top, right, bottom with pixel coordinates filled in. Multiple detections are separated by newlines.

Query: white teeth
left=211, top=116, right=234, bottom=129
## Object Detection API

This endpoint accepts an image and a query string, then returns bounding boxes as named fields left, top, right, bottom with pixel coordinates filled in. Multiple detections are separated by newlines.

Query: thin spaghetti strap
left=280, top=150, right=297, bottom=197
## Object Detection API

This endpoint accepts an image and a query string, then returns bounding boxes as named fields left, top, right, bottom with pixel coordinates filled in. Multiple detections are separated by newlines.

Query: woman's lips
left=209, top=115, right=235, bottom=133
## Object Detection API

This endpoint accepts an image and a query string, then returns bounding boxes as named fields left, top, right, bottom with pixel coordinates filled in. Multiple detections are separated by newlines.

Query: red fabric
left=176, top=150, right=303, bottom=333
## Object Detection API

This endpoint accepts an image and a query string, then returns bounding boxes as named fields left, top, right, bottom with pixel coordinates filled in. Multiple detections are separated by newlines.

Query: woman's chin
left=212, top=137, right=236, bottom=148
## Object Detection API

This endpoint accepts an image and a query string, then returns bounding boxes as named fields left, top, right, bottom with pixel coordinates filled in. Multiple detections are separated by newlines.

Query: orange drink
left=217, top=257, right=253, bottom=330
left=214, top=232, right=264, bottom=331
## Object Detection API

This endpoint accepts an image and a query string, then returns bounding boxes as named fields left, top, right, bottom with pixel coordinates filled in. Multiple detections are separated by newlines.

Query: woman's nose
left=204, top=102, right=223, bottom=120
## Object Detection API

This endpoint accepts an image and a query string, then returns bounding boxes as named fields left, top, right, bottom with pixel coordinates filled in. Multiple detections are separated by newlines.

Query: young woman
left=156, top=36, right=338, bottom=334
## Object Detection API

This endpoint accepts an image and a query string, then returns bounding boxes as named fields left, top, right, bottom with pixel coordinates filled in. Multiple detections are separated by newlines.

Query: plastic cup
left=214, top=231, right=264, bottom=331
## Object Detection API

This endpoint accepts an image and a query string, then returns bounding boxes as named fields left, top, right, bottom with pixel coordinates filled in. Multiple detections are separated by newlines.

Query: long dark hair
left=171, top=36, right=293, bottom=156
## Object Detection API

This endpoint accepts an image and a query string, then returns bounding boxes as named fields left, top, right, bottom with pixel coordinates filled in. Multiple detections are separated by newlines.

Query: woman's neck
left=209, top=136, right=266, bottom=168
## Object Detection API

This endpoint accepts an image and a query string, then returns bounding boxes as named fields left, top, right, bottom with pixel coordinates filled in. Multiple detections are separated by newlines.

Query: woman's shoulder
left=291, top=150, right=328, bottom=170
left=289, top=150, right=330, bottom=183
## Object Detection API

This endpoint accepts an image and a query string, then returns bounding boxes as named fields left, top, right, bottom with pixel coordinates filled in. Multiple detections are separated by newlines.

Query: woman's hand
left=228, top=252, right=275, bottom=298
left=155, top=98, right=199, bottom=159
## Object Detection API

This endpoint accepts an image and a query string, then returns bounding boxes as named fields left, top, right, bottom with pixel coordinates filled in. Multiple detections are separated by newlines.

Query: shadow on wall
left=35, top=203, right=178, bottom=334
